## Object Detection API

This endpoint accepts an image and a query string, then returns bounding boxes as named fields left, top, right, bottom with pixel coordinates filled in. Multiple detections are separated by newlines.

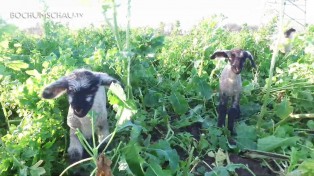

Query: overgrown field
left=0, top=15, right=314, bottom=176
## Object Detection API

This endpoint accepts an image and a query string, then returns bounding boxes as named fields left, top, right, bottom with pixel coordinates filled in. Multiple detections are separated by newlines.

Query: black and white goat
left=283, top=28, right=296, bottom=53
left=271, top=28, right=296, bottom=53
left=210, top=49, right=256, bottom=134
left=284, top=28, right=296, bottom=39
left=42, top=69, right=120, bottom=162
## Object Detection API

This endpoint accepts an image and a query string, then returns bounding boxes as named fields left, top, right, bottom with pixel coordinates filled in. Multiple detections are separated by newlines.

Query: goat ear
left=245, top=51, right=256, bottom=68
left=210, top=50, right=229, bottom=59
left=96, top=72, right=121, bottom=87
left=42, top=77, right=68, bottom=99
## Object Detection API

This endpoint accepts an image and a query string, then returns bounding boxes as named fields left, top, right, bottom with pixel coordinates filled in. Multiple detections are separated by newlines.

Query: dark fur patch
left=218, top=103, right=228, bottom=127
left=284, top=28, right=296, bottom=38
left=227, top=107, right=240, bottom=134
left=66, top=71, right=101, bottom=117
left=211, top=49, right=255, bottom=74
left=69, top=149, right=83, bottom=164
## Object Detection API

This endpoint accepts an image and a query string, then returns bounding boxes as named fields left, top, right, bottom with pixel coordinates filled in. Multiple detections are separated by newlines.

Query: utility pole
left=264, top=0, right=307, bottom=30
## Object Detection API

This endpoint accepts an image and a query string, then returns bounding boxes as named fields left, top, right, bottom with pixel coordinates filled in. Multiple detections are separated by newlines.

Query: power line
left=264, top=0, right=307, bottom=30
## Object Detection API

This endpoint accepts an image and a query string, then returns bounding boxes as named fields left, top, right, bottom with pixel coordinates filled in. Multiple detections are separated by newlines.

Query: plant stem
left=290, top=113, right=314, bottom=118
left=90, top=168, right=97, bottom=176
left=60, top=157, right=93, bottom=176
left=198, top=53, right=204, bottom=76
left=165, top=118, right=174, bottom=141
left=126, top=0, right=132, bottom=99
left=112, top=0, right=122, bottom=50
left=1, top=102, right=10, bottom=129
left=76, top=130, right=94, bottom=159
left=257, top=0, right=285, bottom=131
left=101, top=130, right=117, bottom=152
left=184, top=146, right=195, bottom=176
left=274, top=113, right=314, bottom=128
left=91, top=111, right=96, bottom=149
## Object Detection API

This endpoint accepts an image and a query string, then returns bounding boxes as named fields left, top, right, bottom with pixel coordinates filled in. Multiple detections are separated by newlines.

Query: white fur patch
left=86, top=96, right=92, bottom=102
left=220, top=65, right=242, bottom=96
left=246, top=51, right=252, bottom=57
left=68, top=96, right=73, bottom=103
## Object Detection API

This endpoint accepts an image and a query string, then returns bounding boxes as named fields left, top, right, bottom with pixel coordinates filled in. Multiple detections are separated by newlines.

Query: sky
left=0, top=0, right=312, bottom=30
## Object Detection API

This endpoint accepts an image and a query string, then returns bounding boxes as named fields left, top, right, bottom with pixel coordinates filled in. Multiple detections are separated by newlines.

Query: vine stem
left=257, top=0, right=285, bottom=131
left=105, top=0, right=132, bottom=98
left=126, top=0, right=132, bottom=99
left=0, top=102, right=10, bottom=129
left=59, top=157, right=93, bottom=176
left=274, top=113, right=314, bottom=128
left=112, top=0, right=122, bottom=50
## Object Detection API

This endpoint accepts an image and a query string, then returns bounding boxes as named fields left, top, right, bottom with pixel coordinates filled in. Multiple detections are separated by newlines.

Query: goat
left=284, top=28, right=296, bottom=38
left=283, top=28, right=296, bottom=53
left=42, top=69, right=121, bottom=163
left=270, top=28, right=296, bottom=53
left=210, top=49, right=256, bottom=134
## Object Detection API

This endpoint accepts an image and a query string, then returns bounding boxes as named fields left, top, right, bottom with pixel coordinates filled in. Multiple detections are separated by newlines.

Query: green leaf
left=235, top=123, right=257, bottom=150
left=195, top=77, right=212, bottom=100
left=108, top=83, right=127, bottom=102
left=275, top=98, right=293, bottom=119
left=225, top=164, right=248, bottom=172
left=306, top=120, right=314, bottom=130
left=147, top=161, right=172, bottom=176
left=19, top=166, right=28, bottom=176
left=242, top=80, right=254, bottom=95
left=289, top=147, right=308, bottom=172
left=144, top=90, right=161, bottom=107
left=169, top=92, right=189, bottom=115
left=199, top=134, right=210, bottom=150
left=30, top=167, right=46, bottom=176
left=150, top=35, right=165, bottom=48
left=21, top=147, right=37, bottom=159
left=30, top=160, right=46, bottom=176
left=107, top=83, right=137, bottom=126
left=4, top=60, right=29, bottom=71
left=130, top=124, right=142, bottom=141
left=257, top=135, right=299, bottom=152
left=148, top=140, right=180, bottom=172
left=123, top=143, right=145, bottom=176
left=297, top=159, right=314, bottom=176
left=43, top=139, right=56, bottom=149
left=205, top=166, right=230, bottom=176
left=203, top=46, right=212, bottom=59
left=25, top=69, right=41, bottom=77
left=274, top=125, right=294, bottom=138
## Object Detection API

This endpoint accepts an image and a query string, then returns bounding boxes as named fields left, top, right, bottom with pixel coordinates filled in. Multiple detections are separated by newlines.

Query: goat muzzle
left=74, top=108, right=86, bottom=117
left=231, top=67, right=241, bottom=74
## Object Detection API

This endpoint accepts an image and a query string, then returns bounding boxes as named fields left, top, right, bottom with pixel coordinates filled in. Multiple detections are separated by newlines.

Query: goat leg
left=68, top=129, right=84, bottom=163
left=232, top=94, right=241, bottom=119
left=217, top=93, right=228, bottom=128
left=227, top=107, right=240, bottom=134
left=96, top=113, right=109, bottom=142
left=96, top=113, right=110, bottom=153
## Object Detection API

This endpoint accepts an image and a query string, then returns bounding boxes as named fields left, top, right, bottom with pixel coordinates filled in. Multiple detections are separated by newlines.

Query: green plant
left=0, top=1, right=313, bottom=175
